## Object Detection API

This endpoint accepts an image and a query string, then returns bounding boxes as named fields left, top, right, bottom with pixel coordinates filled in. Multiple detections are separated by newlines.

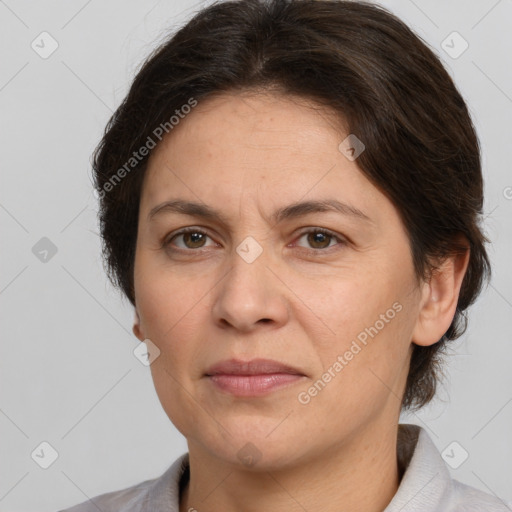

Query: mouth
left=204, top=358, right=306, bottom=397
left=205, top=358, right=305, bottom=376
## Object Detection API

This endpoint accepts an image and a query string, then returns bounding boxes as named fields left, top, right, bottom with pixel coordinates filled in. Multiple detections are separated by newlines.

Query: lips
left=204, top=358, right=306, bottom=397
left=205, top=358, right=304, bottom=377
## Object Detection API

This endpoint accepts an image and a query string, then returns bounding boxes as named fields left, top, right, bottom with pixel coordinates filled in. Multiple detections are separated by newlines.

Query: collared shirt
left=59, top=424, right=512, bottom=511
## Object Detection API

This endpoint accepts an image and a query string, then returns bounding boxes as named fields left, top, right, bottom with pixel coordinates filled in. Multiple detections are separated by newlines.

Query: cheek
left=134, top=267, right=215, bottom=395
left=302, top=264, right=416, bottom=393
left=299, top=266, right=403, bottom=343
left=135, top=253, right=207, bottom=337
left=137, top=273, right=212, bottom=434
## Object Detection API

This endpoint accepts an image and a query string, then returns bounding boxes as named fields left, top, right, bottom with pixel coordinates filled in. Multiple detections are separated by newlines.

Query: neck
left=180, top=420, right=401, bottom=512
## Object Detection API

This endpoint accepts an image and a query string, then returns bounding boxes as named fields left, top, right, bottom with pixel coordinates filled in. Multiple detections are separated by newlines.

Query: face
left=133, top=91, right=424, bottom=470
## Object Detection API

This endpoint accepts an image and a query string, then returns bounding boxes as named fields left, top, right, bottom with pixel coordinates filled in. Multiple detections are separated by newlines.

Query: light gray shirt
left=58, top=424, right=512, bottom=511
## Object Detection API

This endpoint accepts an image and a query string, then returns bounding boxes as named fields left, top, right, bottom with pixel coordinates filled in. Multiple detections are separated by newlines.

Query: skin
left=132, top=90, right=469, bottom=512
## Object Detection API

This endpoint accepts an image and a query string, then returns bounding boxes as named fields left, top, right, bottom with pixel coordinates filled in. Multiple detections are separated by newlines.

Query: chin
left=193, top=420, right=303, bottom=469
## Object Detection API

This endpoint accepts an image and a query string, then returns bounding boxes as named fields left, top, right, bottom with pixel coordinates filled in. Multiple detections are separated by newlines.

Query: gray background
left=0, top=0, right=511, bottom=510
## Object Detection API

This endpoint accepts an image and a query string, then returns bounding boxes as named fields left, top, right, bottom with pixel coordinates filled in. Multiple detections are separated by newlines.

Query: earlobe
left=412, top=246, right=470, bottom=347
left=133, top=309, right=144, bottom=341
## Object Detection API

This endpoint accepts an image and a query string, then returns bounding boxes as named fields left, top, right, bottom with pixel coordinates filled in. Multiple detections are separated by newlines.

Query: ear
left=412, top=244, right=470, bottom=347
left=133, top=309, right=145, bottom=341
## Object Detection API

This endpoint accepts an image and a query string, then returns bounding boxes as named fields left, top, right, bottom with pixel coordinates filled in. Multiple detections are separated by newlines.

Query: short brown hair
left=92, top=0, right=490, bottom=412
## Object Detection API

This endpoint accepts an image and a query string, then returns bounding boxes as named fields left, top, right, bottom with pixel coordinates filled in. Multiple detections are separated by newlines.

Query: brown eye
left=295, top=228, right=345, bottom=250
left=166, top=228, right=214, bottom=250
left=306, top=231, right=332, bottom=249
left=181, top=232, right=207, bottom=248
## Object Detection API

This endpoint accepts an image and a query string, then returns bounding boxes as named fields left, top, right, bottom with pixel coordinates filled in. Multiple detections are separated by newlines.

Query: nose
left=211, top=243, right=290, bottom=333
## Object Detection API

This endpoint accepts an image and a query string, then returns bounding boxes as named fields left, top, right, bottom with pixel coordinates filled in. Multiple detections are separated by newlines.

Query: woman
left=60, top=0, right=511, bottom=510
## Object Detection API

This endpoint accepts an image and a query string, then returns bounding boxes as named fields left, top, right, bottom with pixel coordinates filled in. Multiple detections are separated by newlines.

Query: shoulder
left=59, top=479, right=157, bottom=512
left=449, top=479, right=512, bottom=511
left=57, top=453, right=189, bottom=512
left=57, top=478, right=153, bottom=512
left=388, top=425, right=511, bottom=512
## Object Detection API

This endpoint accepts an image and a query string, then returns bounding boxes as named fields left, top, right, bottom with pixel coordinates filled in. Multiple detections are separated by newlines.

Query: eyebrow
left=148, top=198, right=372, bottom=225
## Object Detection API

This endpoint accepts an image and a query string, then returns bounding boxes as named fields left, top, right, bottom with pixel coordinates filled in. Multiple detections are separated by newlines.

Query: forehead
left=140, top=91, right=390, bottom=225
left=148, top=90, right=346, bottom=166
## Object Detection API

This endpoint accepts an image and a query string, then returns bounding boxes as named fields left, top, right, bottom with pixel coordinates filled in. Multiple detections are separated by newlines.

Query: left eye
left=294, top=229, right=344, bottom=250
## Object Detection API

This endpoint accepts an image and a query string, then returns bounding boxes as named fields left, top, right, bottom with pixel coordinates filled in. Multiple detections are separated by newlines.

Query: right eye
left=164, top=227, right=218, bottom=251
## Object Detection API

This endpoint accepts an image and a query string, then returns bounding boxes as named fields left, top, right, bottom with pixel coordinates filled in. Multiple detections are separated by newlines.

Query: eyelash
left=163, top=227, right=346, bottom=253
